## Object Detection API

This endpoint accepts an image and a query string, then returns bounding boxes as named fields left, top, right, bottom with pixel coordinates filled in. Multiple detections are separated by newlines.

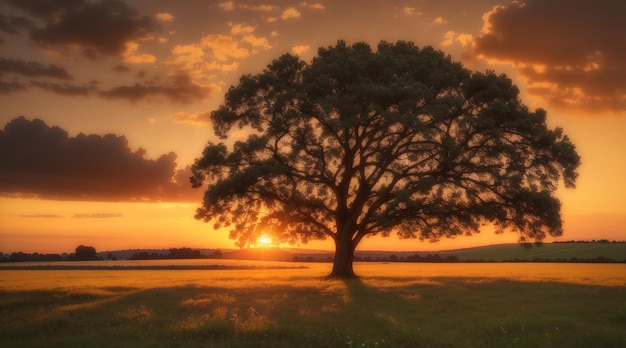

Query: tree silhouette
left=191, top=41, right=580, bottom=278
left=75, top=245, right=97, bottom=261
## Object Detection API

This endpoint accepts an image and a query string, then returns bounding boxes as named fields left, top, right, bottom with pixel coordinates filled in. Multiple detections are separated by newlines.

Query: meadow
left=447, top=242, right=626, bottom=262
left=1, top=262, right=625, bottom=347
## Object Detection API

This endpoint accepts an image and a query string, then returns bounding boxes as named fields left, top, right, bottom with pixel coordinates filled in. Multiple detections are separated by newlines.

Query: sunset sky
left=1, top=0, right=625, bottom=254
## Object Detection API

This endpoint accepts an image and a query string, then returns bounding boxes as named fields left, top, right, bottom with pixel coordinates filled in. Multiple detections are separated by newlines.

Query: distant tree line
left=293, top=253, right=459, bottom=263
left=0, top=245, right=98, bottom=262
left=292, top=251, right=626, bottom=263
left=0, top=245, right=226, bottom=263
left=502, top=257, right=625, bottom=263
left=130, top=248, right=223, bottom=260
left=3, top=241, right=624, bottom=263
left=2, top=252, right=67, bottom=262
left=553, top=239, right=623, bottom=243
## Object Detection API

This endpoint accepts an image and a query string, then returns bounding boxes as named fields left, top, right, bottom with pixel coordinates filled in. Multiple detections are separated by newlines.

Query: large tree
left=191, top=41, right=580, bottom=278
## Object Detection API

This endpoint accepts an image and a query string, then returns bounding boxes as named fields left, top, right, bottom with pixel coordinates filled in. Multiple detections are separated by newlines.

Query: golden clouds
left=304, top=3, right=326, bottom=10
left=123, top=42, right=157, bottom=64
left=218, top=1, right=235, bottom=11
left=432, top=16, right=448, bottom=25
left=218, top=1, right=323, bottom=23
left=440, top=31, right=474, bottom=48
left=242, top=35, right=271, bottom=50
left=201, top=34, right=251, bottom=61
left=230, top=24, right=255, bottom=35
left=280, top=7, right=302, bottom=20
left=292, top=45, right=311, bottom=55
left=402, top=7, right=421, bottom=16
left=155, top=12, right=174, bottom=22
left=466, top=0, right=626, bottom=113
left=169, top=44, right=204, bottom=68
left=241, top=4, right=277, bottom=12
left=167, top=23, right=272, bottom=78
left=219, top=1, right=277, bottom=12
left=171, top=111, right=212, bottom=126
left=169, top=40, right=239, bottom=74
left=232, top=24, right=272, bottom=49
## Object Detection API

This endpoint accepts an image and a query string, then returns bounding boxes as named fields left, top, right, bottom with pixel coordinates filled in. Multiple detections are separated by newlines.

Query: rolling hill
left=445, top=242, right=626, bottom=262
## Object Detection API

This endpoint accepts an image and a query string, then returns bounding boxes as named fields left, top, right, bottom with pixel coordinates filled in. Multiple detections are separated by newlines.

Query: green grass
left=449, top=242, right=626, bottom=261
left=1, top=265, right=625, bottom=347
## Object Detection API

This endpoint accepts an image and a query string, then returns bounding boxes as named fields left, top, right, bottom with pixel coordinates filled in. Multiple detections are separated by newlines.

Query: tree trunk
left=329, top=233, right=356, bottom=278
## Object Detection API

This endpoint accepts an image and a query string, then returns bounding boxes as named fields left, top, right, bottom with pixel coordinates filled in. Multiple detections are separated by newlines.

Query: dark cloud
left=30, top=81, right=98, bottom=96
left=99, top=73, right=214, bottom=103
left=18, top=214, right=62, bottom=218
left=0, top=80, right=27, bottom=94
left=0, top=14, right=33, bottom=34
left=469, top=0, right=626, bottom=113
left=113, top=64, right=130, bottom=72
left=73, top=213, right=124, bottom=218
left=0, top=117, right=201, bottom=202
left=0, top=58, right=72, bottom=79
left=7, top=0, right=157, bottom=59
left=0, top=58, right=74, bottom=95
left=6, top=0, right=86, bottom=18
left=1, top=68, right=211, bottom=102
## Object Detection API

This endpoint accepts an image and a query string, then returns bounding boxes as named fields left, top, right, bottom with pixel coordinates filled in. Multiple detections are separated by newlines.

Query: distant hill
left=447, top=242, right=626, bottom=262
left=295, top=242, right=626, bottom=262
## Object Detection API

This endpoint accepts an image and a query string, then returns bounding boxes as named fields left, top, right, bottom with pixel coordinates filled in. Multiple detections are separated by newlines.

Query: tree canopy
left=75, top=245, right=97, bottom=261
left=191, top=41, right=580, bottom=277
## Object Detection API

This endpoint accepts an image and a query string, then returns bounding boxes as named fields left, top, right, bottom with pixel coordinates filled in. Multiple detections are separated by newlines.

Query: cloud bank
left=0, top=117, right=201, bottom=202
left=73, top=213, right=124, bottom=218
left=6, top=0, right=157, bottom=59
left=0, top=58, right=72, bottom=79
left=99, top=73, right=214, bottom=103
left=468, top=0, right=626, bottom=113
left=0, top=0, right=216, bottom=104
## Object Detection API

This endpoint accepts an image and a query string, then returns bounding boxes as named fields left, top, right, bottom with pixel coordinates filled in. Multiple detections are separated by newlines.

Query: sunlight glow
left=257, top=234, right=272, bottom=247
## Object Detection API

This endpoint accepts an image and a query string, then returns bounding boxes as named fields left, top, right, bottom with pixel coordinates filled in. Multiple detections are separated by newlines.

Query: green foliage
left=191, top=40, right=580, bottom=276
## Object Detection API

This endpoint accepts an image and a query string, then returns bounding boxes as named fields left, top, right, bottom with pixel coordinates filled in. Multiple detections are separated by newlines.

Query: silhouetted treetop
left=75, top=245, right=97, bottom=261
left=191, top=40, right=580, bottom=277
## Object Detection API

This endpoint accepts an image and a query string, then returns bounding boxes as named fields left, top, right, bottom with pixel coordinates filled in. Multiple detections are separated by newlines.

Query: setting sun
left=257, top=234, right=272, bottom=247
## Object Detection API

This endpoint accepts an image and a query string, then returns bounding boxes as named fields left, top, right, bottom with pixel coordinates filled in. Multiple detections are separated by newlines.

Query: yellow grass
left=1, top=262, right=625, bottom=347
left=1, top=262, right=624, bottom=292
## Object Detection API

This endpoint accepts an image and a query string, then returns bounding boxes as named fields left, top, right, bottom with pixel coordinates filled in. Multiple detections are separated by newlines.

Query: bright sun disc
left=258, top=234, right=272, bottom=246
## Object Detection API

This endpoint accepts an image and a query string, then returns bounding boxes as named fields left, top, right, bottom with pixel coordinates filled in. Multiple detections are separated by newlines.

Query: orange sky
left=1, top=0, right=625, bottom=254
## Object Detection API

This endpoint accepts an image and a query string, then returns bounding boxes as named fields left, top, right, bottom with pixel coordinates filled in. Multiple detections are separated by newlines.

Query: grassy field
left=447, top=242, right=626, bottom=262
left=1, top=263, right=625, bottom=347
